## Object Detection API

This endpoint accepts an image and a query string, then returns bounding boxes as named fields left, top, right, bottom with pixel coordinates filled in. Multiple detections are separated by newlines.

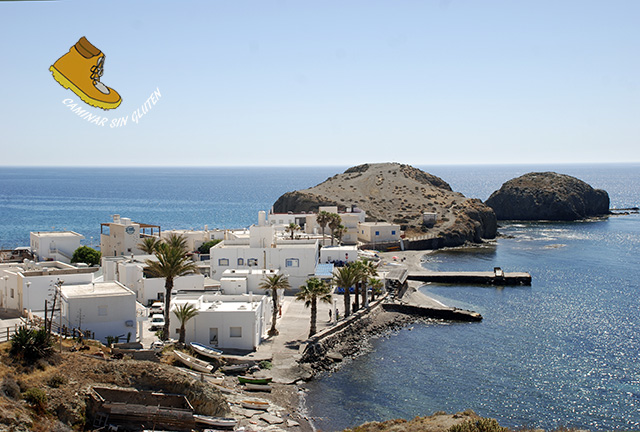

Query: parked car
left=150, top=301, right=164, bottom=314
left=150, top=314, right=165, bottom=331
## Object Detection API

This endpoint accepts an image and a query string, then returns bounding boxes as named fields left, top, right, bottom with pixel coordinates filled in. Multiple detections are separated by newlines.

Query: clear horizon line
left=1, top=161, right=639, bottom=169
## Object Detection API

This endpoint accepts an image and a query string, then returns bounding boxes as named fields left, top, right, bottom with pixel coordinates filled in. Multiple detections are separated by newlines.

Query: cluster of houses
left=0, top=206, right=406, bottom=351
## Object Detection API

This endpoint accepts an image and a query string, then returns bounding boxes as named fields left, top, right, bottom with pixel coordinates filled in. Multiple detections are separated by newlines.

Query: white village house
left=100, top=215, right=161, bottom=257
left=59, top=281, right=137, bottom=343
left=171, top=293, right=272, bottom=351
left=30, top=231, right=85, bottom=263
left=357, top=221, right=402, bottom=244
left=210, top=212, right=319, bottom=290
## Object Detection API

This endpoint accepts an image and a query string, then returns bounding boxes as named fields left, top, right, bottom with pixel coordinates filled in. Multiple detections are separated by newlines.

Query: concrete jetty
left=407, top=269, right=532, bottom=285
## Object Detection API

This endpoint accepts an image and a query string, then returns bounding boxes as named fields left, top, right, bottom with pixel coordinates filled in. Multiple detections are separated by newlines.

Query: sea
left=1, top=164, right=639, bottom=431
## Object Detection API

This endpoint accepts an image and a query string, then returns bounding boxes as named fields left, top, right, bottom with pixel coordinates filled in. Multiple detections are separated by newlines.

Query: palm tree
left=139, top=237, right=162, bottom=254
left=145, top=240, right=197, bottom=340
left=333, top=265, right=358, bottom=318
left=259, top=274, right=291, bottom=336
left=360, top=260, right=378, bottom=308
left=296, top=277, right=332, bottom=337
left=174, top=303, right=198, bottom=344
left=327, top=213, right=342, bottom=246
left=316, top=211, right=331, bottom=245
left=334, top=224, right=347, bottom=245
left=368, top=277, right=384, bottom=301
left=165, top=233, right=190, bottom=253
left=350, top=260, right=366, bottom=312
left=285, top=222, right=301, bottom=240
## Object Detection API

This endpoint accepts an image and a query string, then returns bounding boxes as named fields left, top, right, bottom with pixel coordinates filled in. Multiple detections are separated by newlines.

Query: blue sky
left=0, top=0, right=638, bottom=166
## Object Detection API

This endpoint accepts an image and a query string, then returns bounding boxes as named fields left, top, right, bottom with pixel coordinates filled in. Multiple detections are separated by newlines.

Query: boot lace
left=90, top=56, right=105, bottom=83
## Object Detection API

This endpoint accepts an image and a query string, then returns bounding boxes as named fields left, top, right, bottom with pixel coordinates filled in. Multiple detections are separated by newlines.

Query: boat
left=189, top=341, right=223, bottom=358
left=244, top=383, right=272, bottom=392
left=172, top=350, right=214, bottom=373
left=241, top=400, right=270, bottom=410
left=238, top=375, right=272, bottom=385
left=193, top=414, right=237, bottom=428
left=183, top=369, right=225, bottom=385
left=221, top=363, right=249, bottom=373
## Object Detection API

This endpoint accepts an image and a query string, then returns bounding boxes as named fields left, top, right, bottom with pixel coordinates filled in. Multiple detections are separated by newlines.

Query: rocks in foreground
left=485, top=172, right=610, bottom=221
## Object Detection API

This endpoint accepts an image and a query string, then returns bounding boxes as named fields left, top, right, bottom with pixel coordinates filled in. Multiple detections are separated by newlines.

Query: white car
left=149, top=314, right=165, bottom=331
left=150, top=301, right=164, bottom=314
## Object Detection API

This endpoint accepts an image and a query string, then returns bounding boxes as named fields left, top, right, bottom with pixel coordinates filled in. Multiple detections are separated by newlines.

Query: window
left=248, top=258, right=258, bottom=267
left=285, top=258, right=299, bottom=267
left=98, top=305, right=108, bottom=316
left=10, top=289, right=14, bottom=299
left=218, top=258, right=229, bottom=266
left=392, top=230, right=396, bottom=235
left=230, top=327, right=242, bottom=338
left=375, top=231, right=380, bottom=236
left=237, top=258, right=244, bottom=266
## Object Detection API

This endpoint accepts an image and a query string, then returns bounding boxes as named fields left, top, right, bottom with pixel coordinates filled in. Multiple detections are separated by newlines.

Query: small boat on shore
left=183, top=369, right=225, bottom=385
left=221, top=363, right=249, bottom=373
left=190, top=341, right=223, bottom=358
left=241, top=400, right=270, bottom=410
left=173, top=350, right=214, bottom=373
left=238, top=375, right=272, bottom=385
left=244, top=383, right=272, bottom=392
left=193, top=414, right=237, bottom=428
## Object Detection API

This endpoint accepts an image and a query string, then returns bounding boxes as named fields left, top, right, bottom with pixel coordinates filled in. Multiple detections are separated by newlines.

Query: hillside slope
left=273, top=163, right=497, bottom=248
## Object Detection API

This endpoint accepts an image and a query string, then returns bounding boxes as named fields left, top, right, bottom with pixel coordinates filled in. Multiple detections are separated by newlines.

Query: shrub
left=448, top=418, right=509, bottom=432
left=47, top=375, right=67, bottom=388
left=197, top=239, right=222, bottom=255
left=23, top=387, right=47, bottom=412
left=10, top=326, right=54, bottom=363
left=259, top=360, right=273, bottom=370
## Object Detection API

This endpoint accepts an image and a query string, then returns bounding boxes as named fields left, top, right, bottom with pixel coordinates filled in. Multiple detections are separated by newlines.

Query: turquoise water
left=0, top=164, right=638, bottom=431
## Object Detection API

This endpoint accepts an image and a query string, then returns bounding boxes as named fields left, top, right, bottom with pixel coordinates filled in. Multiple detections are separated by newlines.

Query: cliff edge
left=273, top=163, right=497, bottom=248
left=485, top=172, right=610, bottom=221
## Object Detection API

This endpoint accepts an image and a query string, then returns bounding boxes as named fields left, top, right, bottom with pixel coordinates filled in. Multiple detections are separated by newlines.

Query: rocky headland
left=485, top=172, right=610, bottom=221
left=273, top=162, right=497, bottom=248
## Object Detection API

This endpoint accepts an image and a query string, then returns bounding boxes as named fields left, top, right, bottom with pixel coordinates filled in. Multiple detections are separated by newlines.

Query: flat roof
left=30, top=231, right=84, bottom=238
left=61, top=282, right=134, bottom=299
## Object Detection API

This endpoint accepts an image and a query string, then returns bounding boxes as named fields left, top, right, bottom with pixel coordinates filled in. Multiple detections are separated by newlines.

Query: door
left=209, top=328, right=218, bottom=346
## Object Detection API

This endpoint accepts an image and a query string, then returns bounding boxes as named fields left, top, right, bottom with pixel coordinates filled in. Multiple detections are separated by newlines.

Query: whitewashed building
left=161, top=227, right=225, bottom=253
left=268, top=206, right=366, bottom=245
left=358, top=222, right=401, bottom=243
left=30, top=231, right=85, bottom=263
left=171, top=293, right=271, bottom=351
left=102, top=255, right=205, bottom=306
left=100, top=215, right=161, bottom=258
left=219, top=269, right=281, bottom=295
left=59, top=281, right=137, bottom=342
left=319, top=245, right=358, bottom=264
left=0, top=261, right=99, bottom=313
left=210, top=212, right=319, bottom=290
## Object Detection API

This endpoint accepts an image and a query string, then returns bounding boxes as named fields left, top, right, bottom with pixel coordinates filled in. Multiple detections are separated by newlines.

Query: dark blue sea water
left=1, top=164, right=639, bottom=431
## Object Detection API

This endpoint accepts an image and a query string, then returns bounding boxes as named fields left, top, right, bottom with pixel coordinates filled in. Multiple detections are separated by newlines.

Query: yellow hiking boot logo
left=50, top=37, right=122, bottom=110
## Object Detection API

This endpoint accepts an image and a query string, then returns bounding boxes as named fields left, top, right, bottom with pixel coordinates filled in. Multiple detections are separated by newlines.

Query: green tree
left=327, top=213, right=342, bottom=246
left=145, top=237, right=197, bottom=340
left=71, top=246, right=101, bottom=266
left=296, top=277, right=332, bottom=338
left=333, top=265, right=358, bottom=318
left=334, top=224, right=347, bottom=245
left=368, top=277, right=384, bottom=301
left=139, top=237, right=163, bottom=254
left=174, top=303, right=199, bottom=344
left=197, top=239, right=222, bottom=255
left=164, top=233, right=190, bottom=253
left=285, top=222, right=301, bottom=240
left=259, top=274, right=291, bottom=336
left=316, top=211, right=331, bottom=245
left=350, top=261, right=366, bottom=312
left=359, top=260, right=379, bottom=308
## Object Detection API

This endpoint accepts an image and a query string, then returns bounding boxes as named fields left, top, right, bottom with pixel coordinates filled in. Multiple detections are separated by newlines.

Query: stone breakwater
left=298, top=293, right=481, bottom=374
